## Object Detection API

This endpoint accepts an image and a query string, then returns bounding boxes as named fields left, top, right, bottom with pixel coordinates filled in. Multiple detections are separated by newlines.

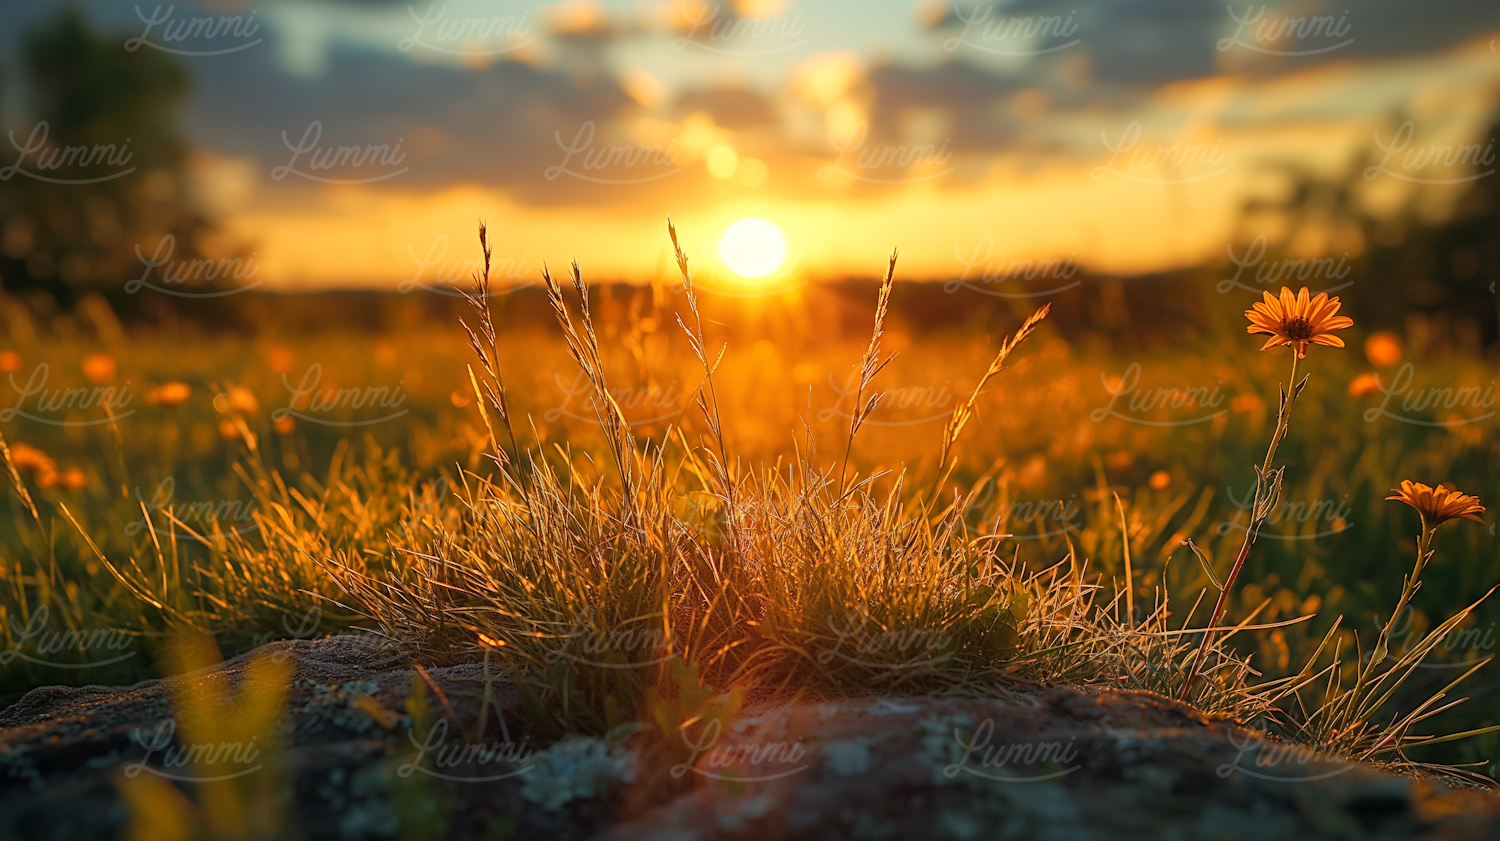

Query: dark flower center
left=1281, top=316, right=1315, bottom=342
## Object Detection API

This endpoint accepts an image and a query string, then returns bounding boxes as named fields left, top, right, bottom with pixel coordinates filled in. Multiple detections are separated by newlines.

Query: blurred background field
left=1, top=1, right=1499, bottom=781
left=3, top=266, right=1499, bottom=774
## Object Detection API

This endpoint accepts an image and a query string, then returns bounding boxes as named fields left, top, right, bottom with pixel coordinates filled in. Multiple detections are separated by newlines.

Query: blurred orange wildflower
left=82, top=353, right=117, bottom=384
left=147, top=381, right=192, bottom=408
left=214, top=385, right=259, bottom=414
left=1348, top=373, right=1381, bottom=397
left=57, top=467, right=87, bottom=491
left=1364, top=332, right=1402, bottom=367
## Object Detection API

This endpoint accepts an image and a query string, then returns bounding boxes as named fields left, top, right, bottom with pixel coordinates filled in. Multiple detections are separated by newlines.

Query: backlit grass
left=1, top=224, right=1497, bottom=781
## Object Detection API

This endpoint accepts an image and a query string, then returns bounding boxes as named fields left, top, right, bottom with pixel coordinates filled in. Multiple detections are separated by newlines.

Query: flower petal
left=1307, top=294, right=1334, bottom=323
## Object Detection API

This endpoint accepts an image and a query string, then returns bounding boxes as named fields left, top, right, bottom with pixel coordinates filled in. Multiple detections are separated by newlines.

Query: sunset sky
left=3, top=0, right=1498, bottom=289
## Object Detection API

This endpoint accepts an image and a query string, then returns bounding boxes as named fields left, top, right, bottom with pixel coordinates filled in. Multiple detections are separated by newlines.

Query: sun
left=718, top=218, right=786, bottom=278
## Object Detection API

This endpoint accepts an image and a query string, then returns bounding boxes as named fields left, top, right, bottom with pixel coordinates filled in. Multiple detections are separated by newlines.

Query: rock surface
left=1, top=637, right=1496, bottom=841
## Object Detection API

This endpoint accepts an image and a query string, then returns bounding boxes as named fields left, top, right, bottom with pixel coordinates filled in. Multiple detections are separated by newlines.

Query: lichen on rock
left=519, top=735, right=636, bottom=811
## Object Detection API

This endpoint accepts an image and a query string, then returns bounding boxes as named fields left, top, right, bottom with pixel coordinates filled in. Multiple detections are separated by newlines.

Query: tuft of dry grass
left=318, top=223, right=1286, bottom=735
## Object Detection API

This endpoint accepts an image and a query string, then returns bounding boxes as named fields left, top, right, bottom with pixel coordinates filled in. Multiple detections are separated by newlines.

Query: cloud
left=866, top=59, right=1026, bottom=150
left=674, top=85, right=778, bottom=129
left=184, top=43, right=658, bottom=204
left=924, top=0, right=1500, bottom=87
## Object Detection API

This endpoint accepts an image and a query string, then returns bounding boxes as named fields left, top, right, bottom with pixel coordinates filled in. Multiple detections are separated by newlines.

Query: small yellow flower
left=1245, top=287, right=1353, bottom=358
left=1387, top=480, right=1485, bottom=530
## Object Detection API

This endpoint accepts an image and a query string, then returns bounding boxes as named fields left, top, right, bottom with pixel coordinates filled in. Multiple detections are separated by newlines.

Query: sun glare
left=718, top=217, right=786, bottom=278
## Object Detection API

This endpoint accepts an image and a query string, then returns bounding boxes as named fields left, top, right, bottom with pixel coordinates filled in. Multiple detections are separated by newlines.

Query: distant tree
left=0, top=6, right=213, bottom=308
left=1233, top=112, right=1500, bottom=345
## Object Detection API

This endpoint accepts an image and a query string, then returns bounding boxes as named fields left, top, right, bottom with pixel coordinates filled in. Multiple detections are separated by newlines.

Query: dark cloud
left=859, top=59, right=1025, bottom=154
left=921, top=0, right=1221, bottom=85
left=1220, top=0, right=1500, bottom=70
left=931, top=0, right=1500, bottom=87
left=674, top=86, right=777, bottom=129
left=183, top=43, right=674, bottom=205
left=1075, top=0, right=1224, bottom=85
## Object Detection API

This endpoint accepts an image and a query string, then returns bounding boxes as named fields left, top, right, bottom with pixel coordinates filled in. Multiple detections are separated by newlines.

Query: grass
left=1, top=222, right=1498, bottom=784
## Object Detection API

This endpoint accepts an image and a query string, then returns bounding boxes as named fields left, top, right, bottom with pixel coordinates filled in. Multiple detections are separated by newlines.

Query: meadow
left=1, top=242, right=1497, bottom=781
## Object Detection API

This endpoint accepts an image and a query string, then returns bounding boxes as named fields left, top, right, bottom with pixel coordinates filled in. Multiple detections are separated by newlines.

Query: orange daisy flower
left=1245, top=287, right=1353, bottom=358
left=1387, top=480, right=1485, bottom=530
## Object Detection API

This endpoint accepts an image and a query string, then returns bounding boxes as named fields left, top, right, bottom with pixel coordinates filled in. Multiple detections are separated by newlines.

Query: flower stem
left=1179, top=352, right=1301, bottom=701
left=1365, top=524, right=1432, bottom=678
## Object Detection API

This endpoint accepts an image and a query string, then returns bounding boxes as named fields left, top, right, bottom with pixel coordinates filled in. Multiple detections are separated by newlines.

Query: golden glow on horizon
left=707, top=145, right=740, bottom=179
left=719, top=218, right=786, bottom=278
